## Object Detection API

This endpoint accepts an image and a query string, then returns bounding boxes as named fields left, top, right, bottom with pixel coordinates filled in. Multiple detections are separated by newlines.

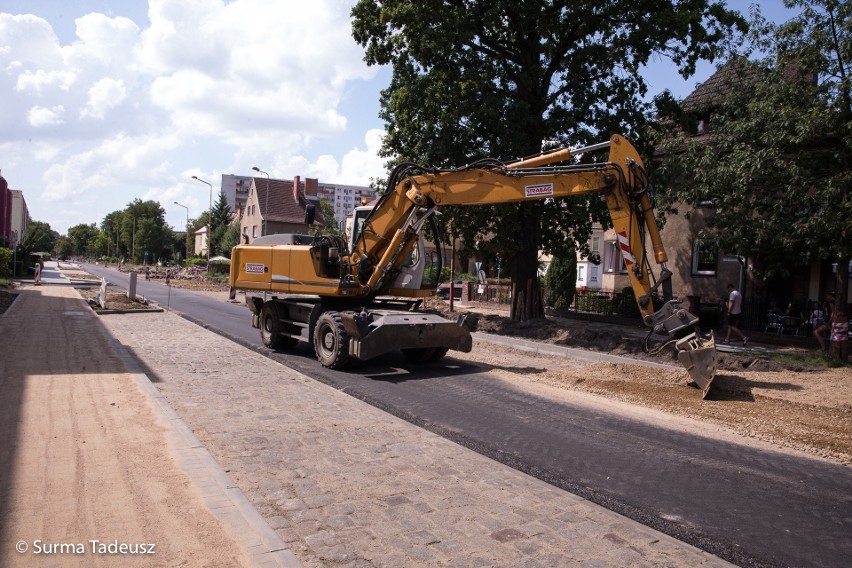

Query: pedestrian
left=817, top=311, right=848, bottom=361
left=723, top=283, right=748, bottom=346
left=810, top=301, right=826, bottom=328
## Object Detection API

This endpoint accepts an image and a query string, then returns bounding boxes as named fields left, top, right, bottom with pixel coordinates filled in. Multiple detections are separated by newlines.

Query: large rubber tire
left=314, top=312, right=351, bottom=369
left=401, top=347, right=437, bottom=363
left=260, top=302, right=298, bottom=350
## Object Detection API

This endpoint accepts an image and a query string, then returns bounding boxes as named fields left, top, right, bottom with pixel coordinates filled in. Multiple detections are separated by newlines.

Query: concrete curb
left=472, top=331, right=680, bottom=369
left=95, top=308, right=165, bottom=315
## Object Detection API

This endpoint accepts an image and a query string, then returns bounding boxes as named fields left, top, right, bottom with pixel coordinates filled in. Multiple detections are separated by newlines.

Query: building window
left=692, top=238, right=718, bottom=276
left=252, top=225, right=257, bottom=238
left=604, top=241, right=617, bottom=273
left=577, top=265, right=586, bottom=284
left=590, top=265, right=599, bottom=283
left=591, top=236, right=600, bottom=253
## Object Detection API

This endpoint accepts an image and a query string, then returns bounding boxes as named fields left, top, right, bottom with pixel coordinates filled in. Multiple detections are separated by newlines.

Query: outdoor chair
left=765, top=313, right=783, bottom=334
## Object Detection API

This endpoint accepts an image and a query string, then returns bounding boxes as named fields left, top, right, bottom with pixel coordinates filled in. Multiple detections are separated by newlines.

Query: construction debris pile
left=120, top=265, right=230, bottom=292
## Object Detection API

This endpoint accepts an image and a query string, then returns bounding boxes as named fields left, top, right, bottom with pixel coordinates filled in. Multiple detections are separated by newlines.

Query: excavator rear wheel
left=314, top=311, right=351, bottom=369
left=260, top=302, right=298, bottom=350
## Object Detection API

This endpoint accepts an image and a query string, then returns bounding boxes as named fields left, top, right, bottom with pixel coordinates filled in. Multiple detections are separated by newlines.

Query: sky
left=0, top=0, right=800, bottom=236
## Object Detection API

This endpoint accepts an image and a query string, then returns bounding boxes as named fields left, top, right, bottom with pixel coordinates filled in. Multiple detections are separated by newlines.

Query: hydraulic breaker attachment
left=676, top=332, right=718, bottom=398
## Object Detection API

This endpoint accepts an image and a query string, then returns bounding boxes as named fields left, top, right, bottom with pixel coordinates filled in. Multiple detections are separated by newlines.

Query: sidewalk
left=0, top=270, right=733, bottom=567
left=0, top=283, right=298, bottom=567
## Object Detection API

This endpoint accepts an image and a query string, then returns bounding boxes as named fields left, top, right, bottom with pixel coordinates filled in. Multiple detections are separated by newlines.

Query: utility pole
left=192, top=176, right=213, bottom=265
left=252, top=167, right=270, bottom=236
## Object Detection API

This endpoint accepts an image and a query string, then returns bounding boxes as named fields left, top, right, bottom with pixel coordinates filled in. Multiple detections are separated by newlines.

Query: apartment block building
left=220, top=174, right=252, bottom=218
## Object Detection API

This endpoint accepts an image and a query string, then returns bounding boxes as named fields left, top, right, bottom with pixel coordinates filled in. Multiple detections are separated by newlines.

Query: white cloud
left=42, top=132, right=180, bottom=201
left=2, top=1, right=388, bottom=235
left=16, top=68, right=76, bottom=92
left=27, top=105, right=65, bottom=127
left=81, top=77, right=127, bottom=119
left=339, top=129, right=388, bottom=185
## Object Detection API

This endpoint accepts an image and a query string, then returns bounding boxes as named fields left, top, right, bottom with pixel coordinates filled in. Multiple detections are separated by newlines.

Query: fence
left=737, top=298, right=850, bottom=337
left=459, top=281, right=849, bottom=338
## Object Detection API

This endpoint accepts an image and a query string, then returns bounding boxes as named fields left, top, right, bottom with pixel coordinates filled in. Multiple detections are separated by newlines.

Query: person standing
left=724, top=283, right=748, bottom=346
left=817, top=311, right=848, bottom=361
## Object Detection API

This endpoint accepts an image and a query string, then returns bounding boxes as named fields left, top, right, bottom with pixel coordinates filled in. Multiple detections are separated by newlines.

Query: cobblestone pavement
left=100, top=307, right=732, bottom=568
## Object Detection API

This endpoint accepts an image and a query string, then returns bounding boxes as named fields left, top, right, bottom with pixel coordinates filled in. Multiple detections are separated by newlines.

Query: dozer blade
left=675, top=332, right=718, bottom=399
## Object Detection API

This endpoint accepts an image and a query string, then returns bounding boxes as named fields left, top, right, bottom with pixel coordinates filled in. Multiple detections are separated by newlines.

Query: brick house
left=240, top=176, right=325, bottom=243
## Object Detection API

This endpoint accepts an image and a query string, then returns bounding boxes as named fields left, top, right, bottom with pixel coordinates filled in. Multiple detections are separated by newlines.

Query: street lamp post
left=252, top=166, right=270, bottom=237
left=174, top=201, right=189, bottom=264
left=191, top=176, right=213, bottom=265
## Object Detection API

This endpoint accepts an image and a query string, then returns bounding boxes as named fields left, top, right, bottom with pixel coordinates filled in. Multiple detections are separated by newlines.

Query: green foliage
left=544, top=242, right=577, bottom=308
left=0, top=247, right=11, bottom=279
left=20, top=220, right=59, bottom=256
left=652, top=0, right=851, bottom=306
left=91, top=232, right=111, bottom=257
left=115, top=199, right=172, bottom=263
left=54, top=236, right=74, bottom=258
left=220, top=221, right=242, bottom=257
left=66, top=223, right=100, bottom=256
left=352, top=0, right=745, bottom=319
left=210, top=192, right=233, bottom=256
left=319, top=199, right=342, bottom=236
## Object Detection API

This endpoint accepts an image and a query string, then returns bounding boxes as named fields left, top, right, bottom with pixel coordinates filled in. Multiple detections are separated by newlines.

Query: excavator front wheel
left=314, top=311, right=351, bottom=369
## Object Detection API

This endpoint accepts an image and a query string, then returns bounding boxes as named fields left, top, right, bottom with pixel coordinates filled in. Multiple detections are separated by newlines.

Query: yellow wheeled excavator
left=229, top=134, right=718, bottom=396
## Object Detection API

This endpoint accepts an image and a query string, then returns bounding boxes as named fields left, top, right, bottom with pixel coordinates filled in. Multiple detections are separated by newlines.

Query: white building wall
left=10, top=190, right=28, bottom=244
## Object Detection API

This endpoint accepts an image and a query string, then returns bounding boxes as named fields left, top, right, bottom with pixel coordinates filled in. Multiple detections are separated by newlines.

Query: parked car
left=436, top=280, right=464, bottom=300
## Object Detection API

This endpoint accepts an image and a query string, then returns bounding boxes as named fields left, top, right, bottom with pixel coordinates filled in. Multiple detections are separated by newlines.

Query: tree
left=91, top=232, right=111, bottom=258
left=66, top=223, right=100, bottom=256
left=653, top=0, right=851, bottom=310
left=209, top=192, right=232, bottom=256
left=319, top=199, right=342, bottom=236
left=544, top=241, right=577, bottom=310
left=352, top=0, right=745, bottom=320
left=221, top=221, right=242, bottom=257
left=101, top=211, right=125, bottom=258
left=121, top=199, right=170, bottom=264
left=54, top=236, right=74, bottom=259
left=20, top=220, right=59, bottom=256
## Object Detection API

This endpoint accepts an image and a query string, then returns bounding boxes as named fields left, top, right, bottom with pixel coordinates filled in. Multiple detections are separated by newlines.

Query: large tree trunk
left=510, top=202, right=545, bottom=321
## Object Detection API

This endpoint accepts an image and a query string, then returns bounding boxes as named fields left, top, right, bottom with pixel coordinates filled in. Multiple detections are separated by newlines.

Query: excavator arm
left=350, top=134, right=717, bottom=395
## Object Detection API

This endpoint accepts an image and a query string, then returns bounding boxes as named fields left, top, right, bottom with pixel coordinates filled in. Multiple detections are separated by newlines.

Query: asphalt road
left=83, top=263, right=852, bottom=568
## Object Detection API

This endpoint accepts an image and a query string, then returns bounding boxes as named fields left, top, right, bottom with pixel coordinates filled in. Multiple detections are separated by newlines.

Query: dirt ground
left=0, top=289, right=16, bottom=314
